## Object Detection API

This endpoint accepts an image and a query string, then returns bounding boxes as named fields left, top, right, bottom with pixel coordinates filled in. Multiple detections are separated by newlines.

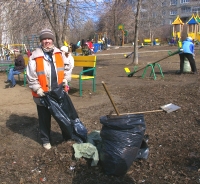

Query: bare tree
left=0, top=0, right=101, bottom=48
left=132, top=0, right=142, bottom=65
left=96, top=0, right=135, bottom=45
left=39, top=0, right=102, bottom=47
left=140, top=0, right=166, bottom=42
left=40, top=0, right=70, bottom=47
left=0, top=0, right=49, bottom=45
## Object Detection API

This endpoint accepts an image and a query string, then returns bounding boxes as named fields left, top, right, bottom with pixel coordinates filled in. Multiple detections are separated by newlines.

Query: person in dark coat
left=4, top=50, right=25, bottom=87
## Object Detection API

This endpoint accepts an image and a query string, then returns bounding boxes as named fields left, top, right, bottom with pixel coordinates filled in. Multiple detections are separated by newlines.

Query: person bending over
left=178, top=37, right=197, bottom=75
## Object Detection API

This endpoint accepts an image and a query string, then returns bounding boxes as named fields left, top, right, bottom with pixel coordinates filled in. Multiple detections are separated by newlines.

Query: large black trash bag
left=99, top=114, right=146, bottom=176
left=136, top=139, right=149, bottom=160
left=40, top=83, right=87, bottom=143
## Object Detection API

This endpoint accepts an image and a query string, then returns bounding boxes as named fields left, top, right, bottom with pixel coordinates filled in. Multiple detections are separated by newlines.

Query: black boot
left=4, top=80, right=11, bottom=83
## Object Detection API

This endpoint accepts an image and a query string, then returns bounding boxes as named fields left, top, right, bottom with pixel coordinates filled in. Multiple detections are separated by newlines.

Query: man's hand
left=37, top=88, right=45, bottom=97
left=63, top=79, right=68, bottom=87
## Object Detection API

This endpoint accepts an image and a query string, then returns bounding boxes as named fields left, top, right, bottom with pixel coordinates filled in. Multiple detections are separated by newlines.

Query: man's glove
left=63, top=79, right=68, bottom=87
left=37, top=88, right=45, bottom=97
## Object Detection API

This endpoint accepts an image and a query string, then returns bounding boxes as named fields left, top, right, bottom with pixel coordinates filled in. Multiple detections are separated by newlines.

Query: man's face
left=41, top=38, right=53, bottom=48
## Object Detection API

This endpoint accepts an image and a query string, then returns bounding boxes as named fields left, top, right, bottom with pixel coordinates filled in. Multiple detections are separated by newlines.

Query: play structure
left=172, top=14, right=200, bottom=42
left=187, top=14, right=200, bottom=41
left=172, top=15, right=184, bottom=39
left=23, top=34, right=40, bottom=51
left=124, top=49, right=180, bottom=80
left=0, top=44, right=27, bottom=60
left=8, top=44, right=27, bottom=53
left=117, top=24, right=128, bottom=46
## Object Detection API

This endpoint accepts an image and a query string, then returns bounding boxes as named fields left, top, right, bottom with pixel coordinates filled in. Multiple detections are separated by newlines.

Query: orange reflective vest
left=32, top=53, right=64, bottom=97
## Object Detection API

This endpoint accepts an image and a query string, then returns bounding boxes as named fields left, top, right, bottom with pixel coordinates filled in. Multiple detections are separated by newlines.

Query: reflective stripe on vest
left=32, top=53, right=64, bottom=97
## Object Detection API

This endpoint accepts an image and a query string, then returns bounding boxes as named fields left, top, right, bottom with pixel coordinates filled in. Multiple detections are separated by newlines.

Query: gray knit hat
left=39, top=29, right=55, bottom=41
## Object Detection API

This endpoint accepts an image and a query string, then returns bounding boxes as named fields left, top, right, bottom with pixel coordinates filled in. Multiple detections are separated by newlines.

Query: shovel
left=102, top=81, right=181, bottom=116
left=116, top=103, right=181, bottom=115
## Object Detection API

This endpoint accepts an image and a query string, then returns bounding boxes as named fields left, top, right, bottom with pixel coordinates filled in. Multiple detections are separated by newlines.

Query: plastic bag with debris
left=99, top=114, right=146, bottom=176
left=40, top=83, right=87, bottom=143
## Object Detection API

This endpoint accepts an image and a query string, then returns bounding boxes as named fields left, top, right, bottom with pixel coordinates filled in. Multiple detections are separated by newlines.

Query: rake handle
left=102, top=81, right=120, bottom=116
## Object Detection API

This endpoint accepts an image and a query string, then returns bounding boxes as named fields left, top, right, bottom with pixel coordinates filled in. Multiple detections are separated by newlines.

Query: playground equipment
left=94, top=32, right=107, bottom=42
left=124, top=45, right=143, bottom=58
left=8, top=44, right=27, bottom=53
left=187, top=14, right=200, bottom=41
left=117, top=24, right=128, bottom=46
left=23, top=35, right=40, bottom=51
left=64, top=41, right=69, bottom=46
left=172, top=14, right=200, bottom=42
left=172, top=15, right=184, bottom=39
left=0, top=44, right=26, bottom=61
left=124, top=49, right=180, bottom=79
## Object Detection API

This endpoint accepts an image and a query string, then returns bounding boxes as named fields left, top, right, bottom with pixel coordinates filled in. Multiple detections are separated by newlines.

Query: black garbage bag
left=40, top=83, right=87, bottom=143
left=99, top=114, right=146, bottom=176
left=136, top=139, right=149, bottom=160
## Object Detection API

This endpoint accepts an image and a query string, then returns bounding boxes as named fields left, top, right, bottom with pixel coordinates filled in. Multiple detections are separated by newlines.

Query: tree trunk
left=133, top=0, right=142, bottom=65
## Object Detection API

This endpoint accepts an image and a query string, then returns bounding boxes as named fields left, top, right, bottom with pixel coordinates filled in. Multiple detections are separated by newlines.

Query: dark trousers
left=37, top=105, right=52, bottom=144
left=179, top=53, right=197, bottom=73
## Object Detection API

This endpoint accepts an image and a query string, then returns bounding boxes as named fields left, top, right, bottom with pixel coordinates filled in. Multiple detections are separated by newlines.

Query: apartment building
left=167, top=0, right=200, bottom=24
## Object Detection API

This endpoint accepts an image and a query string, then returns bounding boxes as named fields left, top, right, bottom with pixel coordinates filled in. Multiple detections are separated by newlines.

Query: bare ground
left=0, top=45, right=200, bottom=184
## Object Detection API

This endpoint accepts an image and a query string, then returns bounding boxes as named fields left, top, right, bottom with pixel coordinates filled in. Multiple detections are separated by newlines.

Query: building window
left=170, top=0, right=177, bottom=5
left=152, top=12, right=157, bottom=18
left=162, top=2, right=167, bottom=6
left=181, top=6, right=191, bottom=13
left=170, top=10, right=177, bottom=15
left=162, top=10, right=166, bottom=15
left=192, top=7, right=200, bottom=13
left=180, top=0, right=190, bottom=4
left=162, top=20, right=166, bottom=25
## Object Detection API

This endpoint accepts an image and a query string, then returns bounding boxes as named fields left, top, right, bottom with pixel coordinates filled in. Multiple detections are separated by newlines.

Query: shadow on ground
left=6, top=114, right=64, bottom=146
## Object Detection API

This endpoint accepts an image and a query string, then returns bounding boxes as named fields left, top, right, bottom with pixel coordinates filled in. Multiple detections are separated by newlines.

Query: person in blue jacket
left=178, top=37, right=197, bottom=74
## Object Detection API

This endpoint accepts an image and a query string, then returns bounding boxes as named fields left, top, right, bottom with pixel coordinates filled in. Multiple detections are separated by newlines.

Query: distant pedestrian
left=104, top=37, right=108, bottom=50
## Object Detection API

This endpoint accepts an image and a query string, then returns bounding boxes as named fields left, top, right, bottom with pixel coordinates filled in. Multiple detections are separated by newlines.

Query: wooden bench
left=72, top=55, right=96, bottom=96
